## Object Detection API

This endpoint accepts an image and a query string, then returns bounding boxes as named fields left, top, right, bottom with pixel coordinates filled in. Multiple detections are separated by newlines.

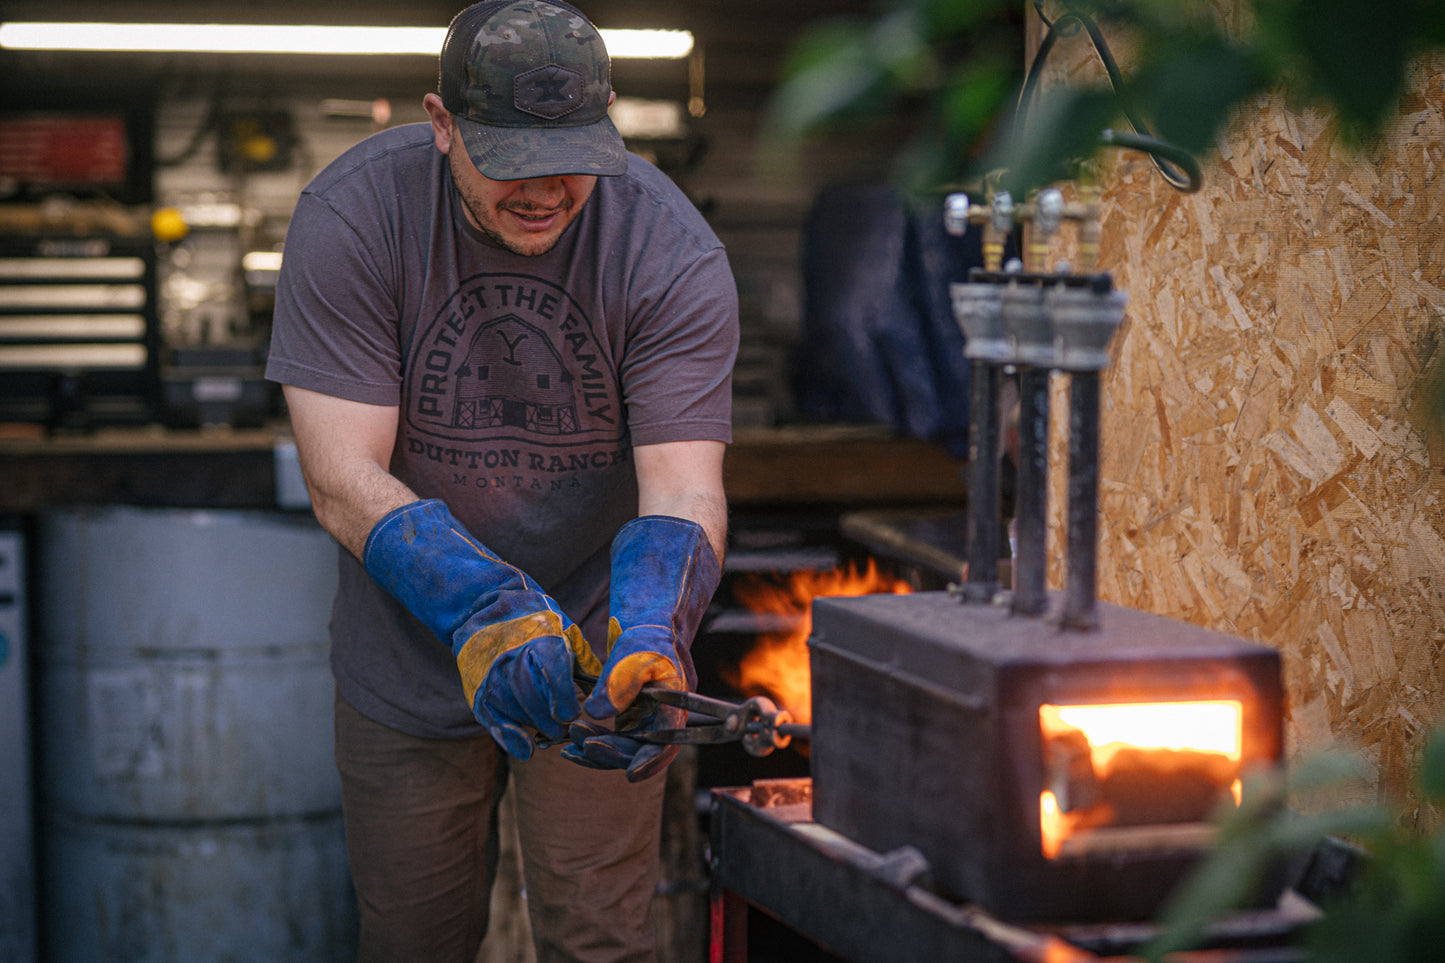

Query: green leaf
left=917, top=0, right=1014, bottom=38
left=763, top=0, right=1445, bottom=194
left=1269, top=807, right=1391, bottom=851
left=769, top=53, right=891, bottom=134
left=867, top=8, right=929, bottom=75
left=1130, top=35, right=1267, bottom=154
left=779, top=18, right=872, bottom=78
left=986, top=86, right=1122, bottom=197
left=1144, top=833, right=1276, bottom=962
left=1287, top=0, right=1412, bottom=138
left=1287, top=747, right=1376, bottom=793
left=1143, top=754, right=1387, bottom=962
left=1417, top=728, right=1445, bottom=801
left=1305, top=812, right=1445, bottom=963
left=938, top=57, right=1015, bottom=147
left=1421, top=0, right=1445, bottom=45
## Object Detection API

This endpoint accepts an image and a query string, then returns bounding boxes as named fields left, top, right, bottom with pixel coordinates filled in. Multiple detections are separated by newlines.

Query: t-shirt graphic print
left=407, top=272, right=621, bottom=447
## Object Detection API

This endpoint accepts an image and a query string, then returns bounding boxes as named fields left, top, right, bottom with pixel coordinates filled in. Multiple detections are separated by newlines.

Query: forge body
left=807, top=590, right=1284, bottom=922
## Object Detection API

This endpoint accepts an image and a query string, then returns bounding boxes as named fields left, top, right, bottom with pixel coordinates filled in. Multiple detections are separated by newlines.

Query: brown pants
left=334, top=690, right=666, bottom=963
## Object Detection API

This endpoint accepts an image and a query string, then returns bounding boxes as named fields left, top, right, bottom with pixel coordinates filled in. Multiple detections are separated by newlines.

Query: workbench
left=0, top=423, right=969, bottom=513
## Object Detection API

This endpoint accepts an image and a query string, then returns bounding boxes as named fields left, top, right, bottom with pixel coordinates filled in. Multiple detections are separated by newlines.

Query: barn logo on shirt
left=404, top=273, right=623, bottom=448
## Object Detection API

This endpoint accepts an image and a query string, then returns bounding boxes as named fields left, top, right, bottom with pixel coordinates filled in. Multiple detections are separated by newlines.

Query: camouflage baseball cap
left=439, top=0, right=628, bottom=180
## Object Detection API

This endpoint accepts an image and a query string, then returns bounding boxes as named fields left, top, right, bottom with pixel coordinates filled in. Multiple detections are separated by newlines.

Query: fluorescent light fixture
left=610, top=97, right=688, bottom=139
left=598, top=29, right=692, bottom=59
left=241, top=251, right=285, bottom=273
left=0, top=22, right=693, bottom=58
left=0, top=23, right=442, bottom=55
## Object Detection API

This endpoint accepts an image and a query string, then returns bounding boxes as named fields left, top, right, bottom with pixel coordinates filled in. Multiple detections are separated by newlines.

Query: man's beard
left=449, top=152, right=572, bottom=257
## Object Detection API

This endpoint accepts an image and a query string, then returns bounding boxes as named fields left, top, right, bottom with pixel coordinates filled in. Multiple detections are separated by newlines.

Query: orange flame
left=1038, top=700, right=1244, bottom=859
left=1040, top=701, right=1244, bottom=770
left=1039, top=790, right=1074, bottom=861
left=728, top=560, right=912, bottom=725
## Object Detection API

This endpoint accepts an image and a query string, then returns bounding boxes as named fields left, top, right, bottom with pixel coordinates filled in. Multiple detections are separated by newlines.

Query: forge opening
left=1038, top=700, right=1244, bottom=859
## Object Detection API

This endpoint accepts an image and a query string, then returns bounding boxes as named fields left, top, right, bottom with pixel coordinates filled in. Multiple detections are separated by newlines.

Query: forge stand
left=708, top=778, right=1329, bottom=963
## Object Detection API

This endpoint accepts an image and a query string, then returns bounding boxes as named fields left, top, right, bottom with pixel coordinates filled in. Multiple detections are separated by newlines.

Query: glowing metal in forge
left=1038, top=700, right=1244, bottom=859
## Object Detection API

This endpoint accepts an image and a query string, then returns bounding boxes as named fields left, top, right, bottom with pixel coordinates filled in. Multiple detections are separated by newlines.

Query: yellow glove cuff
left=456, top=612, right=601, bottom=705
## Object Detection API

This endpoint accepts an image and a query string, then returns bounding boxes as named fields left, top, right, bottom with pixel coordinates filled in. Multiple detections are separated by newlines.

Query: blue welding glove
left=363, top=499, right=602, bottom=759
left=563, top=515, right=720, bottom=781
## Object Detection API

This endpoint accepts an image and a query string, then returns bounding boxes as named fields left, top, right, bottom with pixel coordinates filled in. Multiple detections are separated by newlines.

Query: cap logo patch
left=514, top=64, right=583, bottom=120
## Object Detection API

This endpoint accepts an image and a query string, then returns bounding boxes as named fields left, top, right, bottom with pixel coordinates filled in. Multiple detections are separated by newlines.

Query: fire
left=1038, top=791, right=1074, bottom=861
left=1040, top=701, right=1244, bottom=769
left=1038, top=700, right=1245, bottom=859
left=728, top=559, right=911, bottom=725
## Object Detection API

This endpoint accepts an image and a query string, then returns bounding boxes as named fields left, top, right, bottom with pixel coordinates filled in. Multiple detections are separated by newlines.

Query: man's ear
left=422, top=93, right=453, bottom=154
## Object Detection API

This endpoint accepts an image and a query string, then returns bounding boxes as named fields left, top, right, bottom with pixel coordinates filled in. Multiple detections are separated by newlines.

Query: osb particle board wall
left=1045, top=32, right=1445, bottom=814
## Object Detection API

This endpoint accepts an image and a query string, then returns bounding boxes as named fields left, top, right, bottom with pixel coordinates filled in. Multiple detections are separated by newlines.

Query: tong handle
left=535, top=683, right=806, bottom=758
left=640, top=685, right=737, bottom=720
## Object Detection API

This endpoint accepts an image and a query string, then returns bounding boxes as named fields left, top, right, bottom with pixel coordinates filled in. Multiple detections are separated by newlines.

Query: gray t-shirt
left=266, top=123, right=738, bottom=738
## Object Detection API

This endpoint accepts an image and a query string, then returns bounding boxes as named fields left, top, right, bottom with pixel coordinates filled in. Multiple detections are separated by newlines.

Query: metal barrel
left=35, top=507, right=356, bottom=962
left=0, top=526, right=36, bottom=963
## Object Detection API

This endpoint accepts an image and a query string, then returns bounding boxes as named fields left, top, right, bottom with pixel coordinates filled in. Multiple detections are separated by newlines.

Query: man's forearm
left=283, top=384, right=418, bottom=559
left=637, top=487, right=727, bottom=566
left=633, top=438, right=728, bottom=564
left=309, top=465, right=418, bottom=560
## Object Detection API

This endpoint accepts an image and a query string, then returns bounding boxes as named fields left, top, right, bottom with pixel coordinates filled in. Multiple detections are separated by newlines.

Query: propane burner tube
left=1013, top=362, right=1052, bottom=616
left=948, top=281, right=1007, bottom=602
left=1051, top=283, right=1130, bottom=628
left=947, top=190, right=1125, bottom=625
left=1063, top=371, right=1101, bottom=628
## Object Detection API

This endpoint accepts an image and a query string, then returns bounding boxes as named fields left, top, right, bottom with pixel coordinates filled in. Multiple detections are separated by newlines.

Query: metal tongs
left=538, top=680, right=809, bottom=758
left=634, top=687, right=808, bottom=758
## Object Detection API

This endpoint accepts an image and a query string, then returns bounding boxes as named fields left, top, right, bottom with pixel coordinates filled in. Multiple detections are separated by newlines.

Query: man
left=264, top=2, right=737, bottom=960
